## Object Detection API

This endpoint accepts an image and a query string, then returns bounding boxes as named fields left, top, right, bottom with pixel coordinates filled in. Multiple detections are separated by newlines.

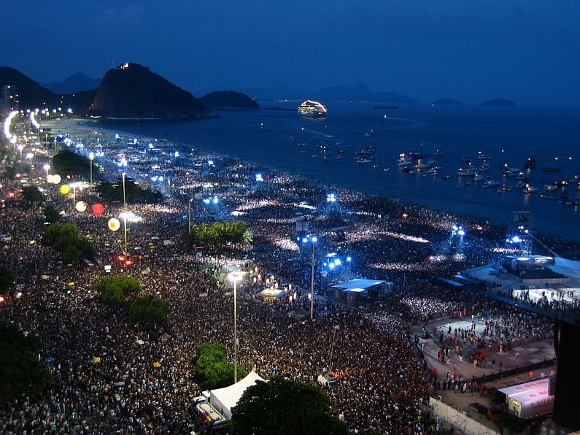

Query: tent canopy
left=209, top=370, right=266, bottom=419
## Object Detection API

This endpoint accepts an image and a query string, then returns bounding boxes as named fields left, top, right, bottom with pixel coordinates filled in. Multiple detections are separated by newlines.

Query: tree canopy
left=21, top=185, right=44, bottom=203
left=43, top=222, right=96, bottom=264
left=129, top=294, right=170, bottom=324
left=92, top=275, right=141, bottom=308
left=92, top=275, right=170, bottom=325
left=0, top=322, right=51, bottom=403
left=93, top=177, right=163, bottom=204
left=229, top=375, right=348, bottom=435
left=51, top=149, right=90, bottom=180
left=194, top=342, right=246, bottom=389
left=185, top=220, right=252, bottom=252
left=0, top=264, right=17, bottom=294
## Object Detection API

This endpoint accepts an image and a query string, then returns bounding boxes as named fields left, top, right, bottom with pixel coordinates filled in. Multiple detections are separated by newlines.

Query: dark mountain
left=44, top=72, right=102, bottom=94
left=200, top=90, right=259, bottom=110
left=238, top=86, right=309, bottom=101
left=313, top=83, right=372, bottom=101
left=87, top=63, right=209, bottom=120
left=0, top=66, right=60, bottom=109
left=240, top=83, right=417, bottom=105
left=482, top=98, right=516, bottom=107
left=432, top=98, right=462, bottom=105
left=371, top=91, right=417, bottom=105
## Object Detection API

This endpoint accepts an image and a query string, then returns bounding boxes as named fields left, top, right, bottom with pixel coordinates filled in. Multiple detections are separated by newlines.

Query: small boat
left=482, top=179, right=500, bottom=189
left=524, top=156, right=536, bottom=169
left=478, top=162, right=490, bottom=172
left=458, top=167, right=477, bottom=177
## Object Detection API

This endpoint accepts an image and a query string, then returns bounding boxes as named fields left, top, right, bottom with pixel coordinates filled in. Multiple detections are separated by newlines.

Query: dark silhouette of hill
left=432, top=98, right=462, bottom=105
left=200, top=90, right=259, bottom=109
left=44, top=72, right=102, bottom=94
left=0, top=67, right=61, bottom=108
left=87, top=63, right=209, bottom=120
left=312, top=83, right=417, bottom=104
left=482, top=98, right=516, bottom=107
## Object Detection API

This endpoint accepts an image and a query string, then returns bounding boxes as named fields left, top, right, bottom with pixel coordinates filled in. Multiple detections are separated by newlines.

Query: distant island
left=199, top=91, right=259, bottom=110
left=481, top=98, right=516, bottom=107
left=432, top=98, right=462, bottom=105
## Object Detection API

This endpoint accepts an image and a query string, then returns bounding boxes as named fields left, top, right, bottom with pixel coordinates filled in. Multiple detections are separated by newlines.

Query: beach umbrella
left=59, top=184, right=70, bottom=195
left=93, top=357, right=101, bottom=364
left=108, top=218, right=121, bottom=231
left=153, top=362, right=161, bottom=368
left=92, top=203, right=105, bottom=215
left=75, top=201, right=87, bottom=212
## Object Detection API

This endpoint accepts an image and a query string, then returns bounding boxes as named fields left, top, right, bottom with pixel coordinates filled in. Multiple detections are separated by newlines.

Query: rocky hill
left=87, top=63, right=209, bottom=120
left=481, top=98, right=516, bottom=107
left=199, top=90, right=259, bottom=109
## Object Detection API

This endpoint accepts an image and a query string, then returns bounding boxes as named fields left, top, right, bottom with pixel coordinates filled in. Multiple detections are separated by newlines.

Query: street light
left=119, top=211, right=135, bottom=256
left=43, top=164, right=50, bottom=182
left=302, top=235, right=318, bottom=320
left=228, top=271, right=245, bottom=383
left=122, top=172, right=127, bottom=209
left=188, top=198, right=193, bottom=235
left=89, top=152, right=94, bottom=187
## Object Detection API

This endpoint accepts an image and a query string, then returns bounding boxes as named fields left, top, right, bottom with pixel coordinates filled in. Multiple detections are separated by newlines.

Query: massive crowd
left=0, top=118, right=577, bottom=434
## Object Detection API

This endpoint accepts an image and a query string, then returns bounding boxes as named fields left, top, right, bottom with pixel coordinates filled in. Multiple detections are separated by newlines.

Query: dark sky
left=2, top=1, right=579, bottom=107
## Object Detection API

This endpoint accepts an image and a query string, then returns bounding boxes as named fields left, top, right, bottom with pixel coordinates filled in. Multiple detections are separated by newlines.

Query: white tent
left=209, top=370, right=266, bottom=419
left=331, top=279, right=392, bottom=305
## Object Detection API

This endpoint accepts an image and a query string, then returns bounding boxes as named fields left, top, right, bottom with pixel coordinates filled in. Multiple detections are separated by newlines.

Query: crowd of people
left=0, top=118, right=577, bottom=434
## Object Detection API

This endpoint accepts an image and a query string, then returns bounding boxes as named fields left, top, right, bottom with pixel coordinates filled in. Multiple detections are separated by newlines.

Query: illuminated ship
left=297, top=100, right=327, bottom=117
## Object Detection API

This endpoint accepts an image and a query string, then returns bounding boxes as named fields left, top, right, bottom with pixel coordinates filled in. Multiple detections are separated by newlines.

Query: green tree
left=0, top=265, right=17, bottom=294
left=0, top=322, right=51, bottom=403
left=129, top=294, right=170, bottom=324
left=44, top=222, right=96, bottom=264
left=51, top=149, right=90, bottom=180
left=21, top=185, right=44, bottom=203
left=92, top=275, right=141, bottom=307
left=229, top=376, right=348, bottom=435
left=43, top=204, right=61, bottom=224
left=195, top=342, right=246, bottom=389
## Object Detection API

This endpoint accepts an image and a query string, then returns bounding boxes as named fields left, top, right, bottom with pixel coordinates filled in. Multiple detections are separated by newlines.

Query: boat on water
left=458, top=167, right=477, bottom=177
left=298, top=100, right=327, bottom=117
left=482, top=179, right=501, bottom=189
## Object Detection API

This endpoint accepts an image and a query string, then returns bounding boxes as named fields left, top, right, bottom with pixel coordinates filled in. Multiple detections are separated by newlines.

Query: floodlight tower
left=507, top=211, right=533, bottom=255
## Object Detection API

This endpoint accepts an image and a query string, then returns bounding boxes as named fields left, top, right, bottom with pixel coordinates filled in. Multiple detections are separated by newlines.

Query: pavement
left=411, top=316, right=557, bottom=434
left=409, top=259, right=576, bottom=433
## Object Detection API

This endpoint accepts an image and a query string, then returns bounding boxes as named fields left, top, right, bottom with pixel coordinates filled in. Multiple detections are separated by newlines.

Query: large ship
left=298, top=100, right=327, bottom=117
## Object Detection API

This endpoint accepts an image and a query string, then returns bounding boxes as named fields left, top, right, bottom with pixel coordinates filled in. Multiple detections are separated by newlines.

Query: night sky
left=2, top=1, right=579, bottom=107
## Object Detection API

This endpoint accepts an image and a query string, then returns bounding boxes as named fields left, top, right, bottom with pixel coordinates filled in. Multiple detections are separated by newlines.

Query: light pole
left=188, top=198, right=193, bottom=235
left=119, top=211, right=134, bottom=256
left=302, top=235, right=318, bottom=320
left=122, top=172, right=127, bottom=209
left=228, top=271, right=245, bottom=383
left=43, top=164, right=50, bottom=182
left=89, top=152, right=94, bottom=187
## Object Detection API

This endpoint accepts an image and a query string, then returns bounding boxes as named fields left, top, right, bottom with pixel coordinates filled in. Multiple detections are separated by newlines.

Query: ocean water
left=94, top=102, right=580, bottom=241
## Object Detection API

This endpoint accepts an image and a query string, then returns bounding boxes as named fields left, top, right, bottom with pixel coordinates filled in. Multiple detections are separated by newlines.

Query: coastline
left=46, top=116, right=580, bottom=260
